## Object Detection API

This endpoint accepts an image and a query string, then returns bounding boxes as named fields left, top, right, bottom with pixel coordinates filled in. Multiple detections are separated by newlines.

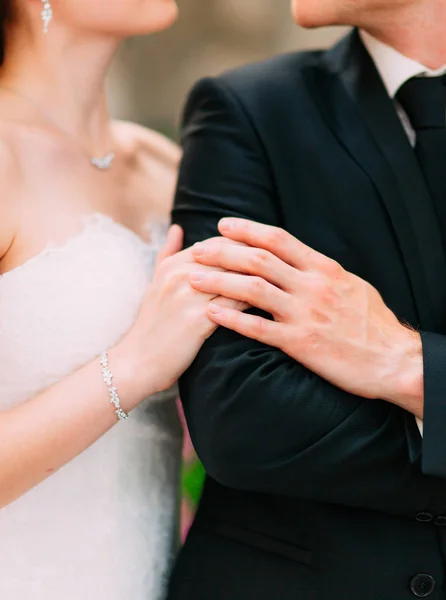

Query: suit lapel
left=313, top=29, right=446, bottom=332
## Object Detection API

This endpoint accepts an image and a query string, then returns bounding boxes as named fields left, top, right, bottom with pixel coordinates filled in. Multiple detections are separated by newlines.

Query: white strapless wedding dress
left=0, top=214, right=183, bottom=599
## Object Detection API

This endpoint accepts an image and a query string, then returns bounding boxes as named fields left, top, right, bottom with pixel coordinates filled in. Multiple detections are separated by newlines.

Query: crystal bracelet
left=99, top=352, right=129, bottom=421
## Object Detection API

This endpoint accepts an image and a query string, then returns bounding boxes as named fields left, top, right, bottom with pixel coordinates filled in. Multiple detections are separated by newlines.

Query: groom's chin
left=290, top=0, right=339, bottom=28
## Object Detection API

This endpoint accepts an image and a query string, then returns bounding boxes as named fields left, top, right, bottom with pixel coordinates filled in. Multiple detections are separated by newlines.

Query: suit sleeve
left=421, top=332, right=446, bottom=477
left=173, top=77, right=446, bottom=517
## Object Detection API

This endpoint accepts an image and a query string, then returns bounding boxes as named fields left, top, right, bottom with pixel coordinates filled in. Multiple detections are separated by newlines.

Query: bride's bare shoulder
left=112, top=120, right=181, bottom=170
left=112, top=120, right=181, bottom=217
left=0, top=133, right=20, bottom=260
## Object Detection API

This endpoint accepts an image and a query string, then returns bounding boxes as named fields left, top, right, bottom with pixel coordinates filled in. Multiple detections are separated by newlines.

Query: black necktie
left=396, top=75, right=446, bottom=251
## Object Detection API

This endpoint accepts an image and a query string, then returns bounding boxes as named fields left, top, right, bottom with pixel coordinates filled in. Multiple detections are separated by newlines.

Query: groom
left=169, top=1, right=446, bottom=598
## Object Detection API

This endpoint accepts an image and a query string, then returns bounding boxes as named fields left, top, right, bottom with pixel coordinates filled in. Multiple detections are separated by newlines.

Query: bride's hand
left=113, top=225, right=245, bottom=402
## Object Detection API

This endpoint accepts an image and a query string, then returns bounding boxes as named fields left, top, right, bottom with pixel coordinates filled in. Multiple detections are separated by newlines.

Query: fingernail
left=190, top=271, right=208, bottom=282
left=209, top=303, right=224, bottom=315
left=220, top=218, right=236, bottom=231
left=192, top=242, right=206, bottom=256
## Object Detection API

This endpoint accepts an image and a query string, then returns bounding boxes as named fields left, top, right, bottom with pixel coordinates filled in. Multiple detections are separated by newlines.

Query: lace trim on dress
left=0, top=213, right=169, bottom=281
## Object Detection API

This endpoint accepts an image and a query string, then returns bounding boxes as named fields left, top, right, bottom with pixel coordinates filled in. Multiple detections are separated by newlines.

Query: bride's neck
left=0, top=26, right=120, bottom=147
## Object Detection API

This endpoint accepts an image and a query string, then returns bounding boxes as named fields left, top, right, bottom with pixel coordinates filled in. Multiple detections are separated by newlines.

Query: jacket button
left=434, top=515, right=446, bottom=526
left=410, top=574, right=436, bottom=597
left=416, top=512, right=434, bottom=523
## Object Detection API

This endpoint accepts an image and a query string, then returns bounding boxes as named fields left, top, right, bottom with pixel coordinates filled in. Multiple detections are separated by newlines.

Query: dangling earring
left=41, top=0, right=53, bottom=35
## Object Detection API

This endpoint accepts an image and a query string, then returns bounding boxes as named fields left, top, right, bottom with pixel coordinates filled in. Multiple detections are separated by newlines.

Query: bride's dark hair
left=0, top=0, right=13, bottom=66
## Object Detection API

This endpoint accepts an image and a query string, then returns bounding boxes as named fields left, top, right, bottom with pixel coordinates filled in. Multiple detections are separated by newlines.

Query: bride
left=0, top=0, right=241, bottom=597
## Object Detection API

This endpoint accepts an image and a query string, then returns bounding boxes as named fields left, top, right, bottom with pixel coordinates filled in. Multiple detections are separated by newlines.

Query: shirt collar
left=360, top=29, right=446, bottom=98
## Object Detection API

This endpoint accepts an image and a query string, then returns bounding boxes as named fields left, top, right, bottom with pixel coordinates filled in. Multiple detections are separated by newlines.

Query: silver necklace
left=0, top=86, right=115, bottom=170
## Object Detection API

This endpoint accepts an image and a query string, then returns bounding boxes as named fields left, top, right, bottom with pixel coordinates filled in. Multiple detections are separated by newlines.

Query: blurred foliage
left=182, top=458, right=205, bottom=506
left=177, top=400, right=204, bottom=538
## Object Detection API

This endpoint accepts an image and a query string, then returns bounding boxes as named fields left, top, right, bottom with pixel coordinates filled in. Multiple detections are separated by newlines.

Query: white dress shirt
left=360, top=30, right=446, bottom=436
left=360, top=30, right=446, bottom=146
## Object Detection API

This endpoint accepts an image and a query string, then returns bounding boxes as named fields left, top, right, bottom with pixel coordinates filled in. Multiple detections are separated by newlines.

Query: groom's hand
left=189, top=218, right=424, bottom=418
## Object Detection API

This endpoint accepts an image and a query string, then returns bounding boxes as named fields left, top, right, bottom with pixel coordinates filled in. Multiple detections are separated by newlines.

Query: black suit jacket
left=168, top=30, right=446, bottom=600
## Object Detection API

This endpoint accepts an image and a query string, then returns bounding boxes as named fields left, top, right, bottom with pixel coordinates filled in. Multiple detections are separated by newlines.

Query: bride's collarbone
left=0, top=119, right=178, bottom=274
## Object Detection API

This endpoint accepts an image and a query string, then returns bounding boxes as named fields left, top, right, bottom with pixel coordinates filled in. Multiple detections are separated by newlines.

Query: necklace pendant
left=91, top=152, right=115, bottom=170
